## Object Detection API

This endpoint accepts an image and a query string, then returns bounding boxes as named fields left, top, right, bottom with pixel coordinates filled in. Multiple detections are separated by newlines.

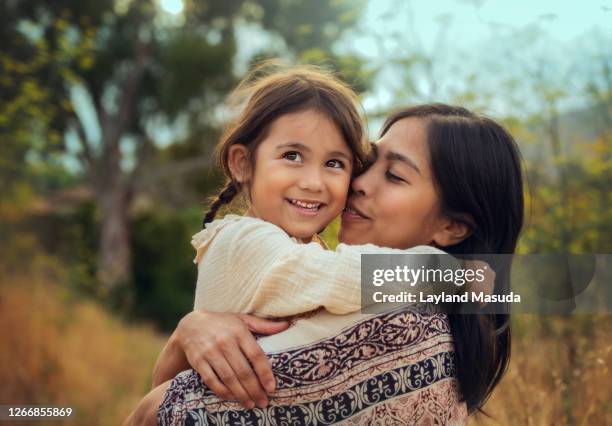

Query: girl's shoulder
left=191, top=214, right=295, bottom=263
left=192, top=214, right=287, bottom=244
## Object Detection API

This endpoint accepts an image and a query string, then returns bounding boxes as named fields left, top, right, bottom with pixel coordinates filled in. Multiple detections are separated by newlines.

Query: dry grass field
left=1, top=256, right=610, bottom=425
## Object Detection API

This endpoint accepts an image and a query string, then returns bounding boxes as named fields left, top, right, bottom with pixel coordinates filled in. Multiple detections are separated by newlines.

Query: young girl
left=190, top=64, right=455, bottom=319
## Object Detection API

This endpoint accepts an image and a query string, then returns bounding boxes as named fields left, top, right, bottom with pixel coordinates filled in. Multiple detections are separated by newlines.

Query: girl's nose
left=298, top=168, right=324, bottom=192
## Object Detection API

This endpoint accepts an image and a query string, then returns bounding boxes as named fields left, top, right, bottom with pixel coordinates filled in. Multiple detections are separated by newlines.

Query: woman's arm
left=151, top=310, right=289, bottom=408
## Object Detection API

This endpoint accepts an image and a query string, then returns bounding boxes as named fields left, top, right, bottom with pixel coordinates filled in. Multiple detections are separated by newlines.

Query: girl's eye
left=385, top=170, right=406, bottom=183
left=326, top=159, right=345, bottom=169
left=283, top=151, right=302, bottom=162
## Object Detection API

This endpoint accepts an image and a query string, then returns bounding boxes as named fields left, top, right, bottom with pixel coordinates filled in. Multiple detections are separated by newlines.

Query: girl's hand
left=175, top=311, right=289, bottom=408
left=464, top=260, right=496, bottom=306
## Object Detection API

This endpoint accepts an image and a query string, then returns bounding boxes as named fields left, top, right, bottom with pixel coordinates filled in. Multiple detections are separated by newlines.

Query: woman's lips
left=342, top=202, right=370, bottom=221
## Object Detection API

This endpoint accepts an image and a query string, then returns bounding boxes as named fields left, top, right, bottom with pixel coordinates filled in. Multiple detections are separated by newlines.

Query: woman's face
left=339, top=117, right=444, bottom=249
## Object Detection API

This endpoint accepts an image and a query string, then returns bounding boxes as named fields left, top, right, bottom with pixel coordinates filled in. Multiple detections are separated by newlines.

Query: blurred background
left=0, top=0, right=610, bottom=424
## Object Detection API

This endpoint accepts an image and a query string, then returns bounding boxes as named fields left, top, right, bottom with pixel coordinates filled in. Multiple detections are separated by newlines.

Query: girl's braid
left=202, top=181, right=239, bottom=227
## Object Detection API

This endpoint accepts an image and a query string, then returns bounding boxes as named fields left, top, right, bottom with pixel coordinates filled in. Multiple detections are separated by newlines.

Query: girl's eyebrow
left=276, top=142, right=309, bottom=151
left=276, top=142, right=352, bottom=161
left=385, top=150, right=421, bottom=175
left=329, top=150, right=352, bottom=161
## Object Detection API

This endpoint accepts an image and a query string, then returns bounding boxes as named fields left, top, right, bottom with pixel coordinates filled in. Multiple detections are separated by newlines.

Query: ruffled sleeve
left=191, top=214, right=244, bottom=264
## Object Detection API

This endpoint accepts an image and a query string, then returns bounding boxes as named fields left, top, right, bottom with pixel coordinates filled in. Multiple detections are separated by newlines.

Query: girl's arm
left=151, top=328, right=188, bottom=389
left=202, top=217, right=459, bottom=317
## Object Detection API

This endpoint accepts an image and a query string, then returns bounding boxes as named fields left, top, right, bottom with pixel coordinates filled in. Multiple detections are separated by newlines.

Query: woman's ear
left=431, top=214, right=473, bottom=247
left=228, top=145, right=251, bottom=184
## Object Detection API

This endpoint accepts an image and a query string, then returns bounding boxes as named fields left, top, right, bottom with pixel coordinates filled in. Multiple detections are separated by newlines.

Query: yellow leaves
left=79, top=54, right=94, bottom=70
left=338, top=10, right=359, bottom=24
left=23, top=78, right=45, bottom=99
left=60, top=98, right=74, bottom=113
left=49, top=130, right=62, bottom=146
left=299, top=48, right=327, bottom=64
left=0, top=181, right=36, bottom=222
left=54, top=17, right=69, bottom=32
left=0, top=77, right=52, bottom=122
left=59, top=67, right=79, bottom=84
left=296, top=24, right=313, bottom=36
left=592, top=135, right=612, bottom=156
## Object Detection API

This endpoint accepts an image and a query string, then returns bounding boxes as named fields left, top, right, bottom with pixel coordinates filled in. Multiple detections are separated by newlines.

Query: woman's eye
left=326, top=159, right=345, bottom=169
left=283, top=151, right=302, bottom=162
left=385, top=170, right=405, bottom=183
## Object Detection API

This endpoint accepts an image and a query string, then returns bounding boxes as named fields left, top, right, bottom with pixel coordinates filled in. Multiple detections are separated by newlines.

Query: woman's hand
left=174, top=311, right=289, bottom=408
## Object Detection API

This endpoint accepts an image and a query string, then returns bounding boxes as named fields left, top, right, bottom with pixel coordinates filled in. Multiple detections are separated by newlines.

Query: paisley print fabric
left=158, top=308, right=467, bottom=425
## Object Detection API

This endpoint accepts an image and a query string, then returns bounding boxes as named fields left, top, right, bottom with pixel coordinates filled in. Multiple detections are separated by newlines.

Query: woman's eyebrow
left=385, top=150, right=421, bottom=174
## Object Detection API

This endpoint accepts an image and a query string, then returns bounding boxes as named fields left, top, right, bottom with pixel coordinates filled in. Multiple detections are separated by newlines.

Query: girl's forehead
left=269, top=109, right=337, bottom=135
left=261, top=110, right=352, bottom=153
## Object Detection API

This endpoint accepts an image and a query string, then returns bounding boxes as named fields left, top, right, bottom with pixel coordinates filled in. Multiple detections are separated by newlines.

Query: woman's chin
left=338, top=227, right=369, bottom=245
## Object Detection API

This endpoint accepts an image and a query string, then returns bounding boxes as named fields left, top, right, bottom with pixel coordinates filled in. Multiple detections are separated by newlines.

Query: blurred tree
left=0, top=0, right=240, bottom=297
left=251, top=0, right=373, bottom=92
left=0, top=0, right=369, bottom=301
left=583, top=43, right=612, bottom=252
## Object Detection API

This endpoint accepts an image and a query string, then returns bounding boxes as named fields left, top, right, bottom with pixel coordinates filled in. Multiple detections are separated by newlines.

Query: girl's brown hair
left=203, top=62, right=368, bottom=226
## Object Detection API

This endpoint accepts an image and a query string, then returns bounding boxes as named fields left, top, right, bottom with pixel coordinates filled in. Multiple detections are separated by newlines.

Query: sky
left=358, top=0, right=611, bottom=48
left=348, top=0, right=611, bottom=118
left=227, top=0, right=611, bottom=124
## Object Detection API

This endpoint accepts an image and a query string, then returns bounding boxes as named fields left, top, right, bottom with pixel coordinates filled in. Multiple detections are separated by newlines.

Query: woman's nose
left=351, top=171, right=370, bottom=196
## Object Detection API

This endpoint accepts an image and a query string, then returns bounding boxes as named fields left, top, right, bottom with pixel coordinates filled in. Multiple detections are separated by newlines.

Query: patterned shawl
left=158, top=307, right=468, bottom=425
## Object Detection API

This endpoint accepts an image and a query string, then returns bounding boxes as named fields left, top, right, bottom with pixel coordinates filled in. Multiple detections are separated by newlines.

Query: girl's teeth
left=291, top=199, right=320, bottom=209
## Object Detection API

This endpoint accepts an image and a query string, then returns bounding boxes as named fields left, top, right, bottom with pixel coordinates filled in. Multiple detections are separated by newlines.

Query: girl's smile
left=286, top=198, right=326, bottom=217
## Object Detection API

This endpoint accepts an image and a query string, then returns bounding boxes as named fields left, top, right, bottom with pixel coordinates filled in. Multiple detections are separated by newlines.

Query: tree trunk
left=96, top=180, right=132, bottom=296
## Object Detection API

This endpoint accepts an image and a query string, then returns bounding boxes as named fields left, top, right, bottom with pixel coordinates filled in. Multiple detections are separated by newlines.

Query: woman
left=126, top=104, right=524, bottom=424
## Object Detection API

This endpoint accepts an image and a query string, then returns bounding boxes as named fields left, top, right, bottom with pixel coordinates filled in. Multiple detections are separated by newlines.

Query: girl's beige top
left=192, top=214, right=448, bottom=317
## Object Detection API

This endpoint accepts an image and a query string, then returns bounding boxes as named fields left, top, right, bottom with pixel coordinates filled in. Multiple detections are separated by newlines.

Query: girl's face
left=339, top=117, right=445, bottom=249
left=243, top=108, right=353, bottom=241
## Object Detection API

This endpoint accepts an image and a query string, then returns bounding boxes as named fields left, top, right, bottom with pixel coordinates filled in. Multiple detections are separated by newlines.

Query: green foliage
left=247, top=0, right=373, bottom=93
left=320, top=216, right=341, bottom=249
left=24, top=200, right=203, bottom=330
left=130, top=209, right=203, bottom=331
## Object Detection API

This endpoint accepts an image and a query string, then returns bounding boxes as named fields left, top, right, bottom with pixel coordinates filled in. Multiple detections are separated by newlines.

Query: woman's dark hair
left=203, top=62, right=368, bottom=227
left=381, top=104, right=524, bottom=414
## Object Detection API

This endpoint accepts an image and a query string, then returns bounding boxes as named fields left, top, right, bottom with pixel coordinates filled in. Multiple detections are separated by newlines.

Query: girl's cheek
left=326, top=180, right=349, bottom=210
left=335, top=176, right=351, bottom=201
